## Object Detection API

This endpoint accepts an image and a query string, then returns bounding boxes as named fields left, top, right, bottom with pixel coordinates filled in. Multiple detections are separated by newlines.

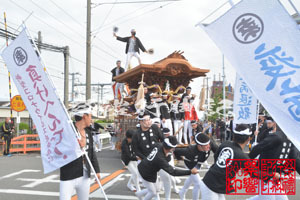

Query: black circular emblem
left=233, top=13, right=264, bottom=44
left=13, top=47, right=28, bottom=66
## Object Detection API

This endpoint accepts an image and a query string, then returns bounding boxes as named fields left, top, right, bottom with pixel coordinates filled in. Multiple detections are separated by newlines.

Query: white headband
left=195, top=133, right=210, bottom=145
left=138, top=115, right=150, bottom=121
left=164, top=138, right=177, bottom=148
left=74, top=108, right=91, bottom=116
left=233, top=128, right=251, bottom=135
left=70, top=103, right=92, bottom=117
left=266, top=120, right=274, bottom=123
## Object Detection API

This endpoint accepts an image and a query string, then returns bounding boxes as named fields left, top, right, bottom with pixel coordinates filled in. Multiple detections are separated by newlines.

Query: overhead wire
left=48, top=0, right=85, bottom=28
left=92, top=1, right=154, bottom=33
left=5, top=0, right=179, bottom=82
left=100, top=2, right=174, bottom=32
left=9, top=0, right=84, bottom=47
left=91, top=0, right=118, bottom=43
left=29, top=0, right=85, bottom=40
left=10, top=0, right=115, bottom=60
left=69, top=55, right=111, bottom=75
left=8, top=0, right=117, bottom=75
left=46, top=0, right=122, bottom=58
left=30, top=0, right=121, bottom=59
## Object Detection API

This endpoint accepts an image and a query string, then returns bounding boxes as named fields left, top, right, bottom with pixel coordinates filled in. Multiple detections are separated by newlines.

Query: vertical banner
left=233, top=73, right=258, bottom=124
left=200, top=0, right=300, bottom=150
left=1, top=29, right=82, bottom=173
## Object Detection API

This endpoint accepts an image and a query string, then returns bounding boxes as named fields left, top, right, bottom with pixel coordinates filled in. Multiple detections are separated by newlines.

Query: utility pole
left=37, top=31, right=42, bottom=53
left=222, top=55, right=226, bottom=123
left=63, top=46, right=70, bottom=108
left=86, top=0, right=92, bottom=100
left=70, top=72, right=80, bottom=102
left=101, top=85, right=104, bottom=103
left=97, top=84, right=100, bottom=117
left=96, top=84, right=106, bottom=117
left=75, top=82, right=111, bottom=100
left=205, top=77, right=211, bottom=105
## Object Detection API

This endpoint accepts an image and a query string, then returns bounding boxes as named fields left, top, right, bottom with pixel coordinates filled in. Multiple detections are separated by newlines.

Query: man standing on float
left=114, top=29, right=148, bottom=70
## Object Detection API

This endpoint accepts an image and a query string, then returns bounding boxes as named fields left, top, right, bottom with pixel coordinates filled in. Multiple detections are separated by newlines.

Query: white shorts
left=60, top=169, right=90, bottom=200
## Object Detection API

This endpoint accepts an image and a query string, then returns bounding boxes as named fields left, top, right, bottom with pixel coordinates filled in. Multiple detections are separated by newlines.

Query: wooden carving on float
left=113, top=50, right=210, bottom=93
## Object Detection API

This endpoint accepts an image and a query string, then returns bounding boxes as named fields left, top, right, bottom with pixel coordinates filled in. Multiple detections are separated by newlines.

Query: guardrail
left=1, top=132, right=112, bottom=155
left=8, top=134, right=40, bottom=154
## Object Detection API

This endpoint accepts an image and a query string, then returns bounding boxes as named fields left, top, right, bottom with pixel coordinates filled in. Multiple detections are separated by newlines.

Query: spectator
left=1, top=117, right=14, bottom=157
left=218, top=118, right=226, bottom=143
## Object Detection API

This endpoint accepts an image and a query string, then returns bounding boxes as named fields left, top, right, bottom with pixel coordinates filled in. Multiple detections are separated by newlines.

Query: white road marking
left=93, top=194, right=186, bottom=200
left=101, top=145, right=113, bottom=150
left=16, top=172, right=110, bottom=189
left=0, top=189, right=59, bottom=196
left=0, top=169, right=40, bottom=180
left=90, top=174, right=124, bottom=198
left=19, top=175, right=59, bottom=188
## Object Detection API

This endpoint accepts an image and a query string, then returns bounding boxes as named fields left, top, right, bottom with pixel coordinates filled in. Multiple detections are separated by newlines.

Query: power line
left=96, top=2, right=176, bottom=33
left=69, top=56, right=111, bottom=75
left=92, top=44, right=119, bottom=59
left=30, top=0, right=121, bottom=60
left=92, top=2, right=153, bottom=33
left=29, top=0, right=85, bottom=40
left=92, top=0, right=118, bottom=42
left=9, top=0, right=84, bottom=47
left=0, top=28, right=66, bottom=52
left=92, top=37, right=123, bottom=58
left=8, top=0, right=120, bottom=65
left=48, top=0, right=85, bottom=28
left=0, top=58, right=63, bottom=80
left=0, top=21, right=112, bottom=81
left=92, top=0, right=182, bottom=7
left=91, top=1, right=177, bottom=60
left=49, top=74, right=64, bottom=80
left=46, top=0, right=122, bottom=58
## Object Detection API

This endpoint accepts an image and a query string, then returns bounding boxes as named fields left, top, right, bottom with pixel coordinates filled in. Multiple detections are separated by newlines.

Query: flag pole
left=222, top=54, right=226, bottom=131
left=82, top=149, right=108, bottom=200
left=3, top=12, right=13, bottom=124
left=288, top=0, right=300, bottom=18
left=254, top=101, right=260, bottom=145
left=23, top=26, right=108, bottom=200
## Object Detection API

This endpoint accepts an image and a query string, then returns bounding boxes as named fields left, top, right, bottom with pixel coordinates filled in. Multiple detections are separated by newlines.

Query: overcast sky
left=0, top=0, right=299, bottom=103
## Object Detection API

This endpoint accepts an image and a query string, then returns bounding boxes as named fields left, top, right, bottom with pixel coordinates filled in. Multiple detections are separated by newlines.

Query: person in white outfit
left=159, top=92, right=173, bottom=134
left=60, top=103, right=100, bottom=200
left=175, top=133, right=218, bottom=200
left=111, top=60, right=125, bottom=100
left=114, top=29, right=148, bottom=70
left=92, top=122, right=105, bottom=152
left=135, top=136, right=198, bottom=200
left=121, top=129, right=141, bottom=192
left=158, top=128, right=180, bottom=200
left=183, top=98, right=198, bottom=144
left=170, top=93, right=184, bottom=144
left=108, top=123, right=118, bottom=150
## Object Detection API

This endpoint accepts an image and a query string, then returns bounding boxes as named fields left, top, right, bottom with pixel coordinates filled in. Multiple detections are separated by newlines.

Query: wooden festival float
left=112, top=51, right=209, bottom=149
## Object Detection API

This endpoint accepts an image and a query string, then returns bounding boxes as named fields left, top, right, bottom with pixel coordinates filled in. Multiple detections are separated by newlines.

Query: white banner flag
left=200, top=0, right=300, bottom=150
left=233, top=73, right=257, bottom=124
left=1, top=29, right=82, bottom=173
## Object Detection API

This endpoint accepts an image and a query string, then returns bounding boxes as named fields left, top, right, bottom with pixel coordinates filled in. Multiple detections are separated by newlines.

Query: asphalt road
left=0, top=144, right=299, bottom=200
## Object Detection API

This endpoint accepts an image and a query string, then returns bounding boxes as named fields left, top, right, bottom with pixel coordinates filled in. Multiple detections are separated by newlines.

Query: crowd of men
left=2, top=99, right=300, bottom=200
left=119, top=110, right=300, bottom=200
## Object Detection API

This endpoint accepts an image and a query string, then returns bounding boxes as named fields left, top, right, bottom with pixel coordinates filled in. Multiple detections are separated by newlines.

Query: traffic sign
left=11, top=95, right=26, bottom=112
